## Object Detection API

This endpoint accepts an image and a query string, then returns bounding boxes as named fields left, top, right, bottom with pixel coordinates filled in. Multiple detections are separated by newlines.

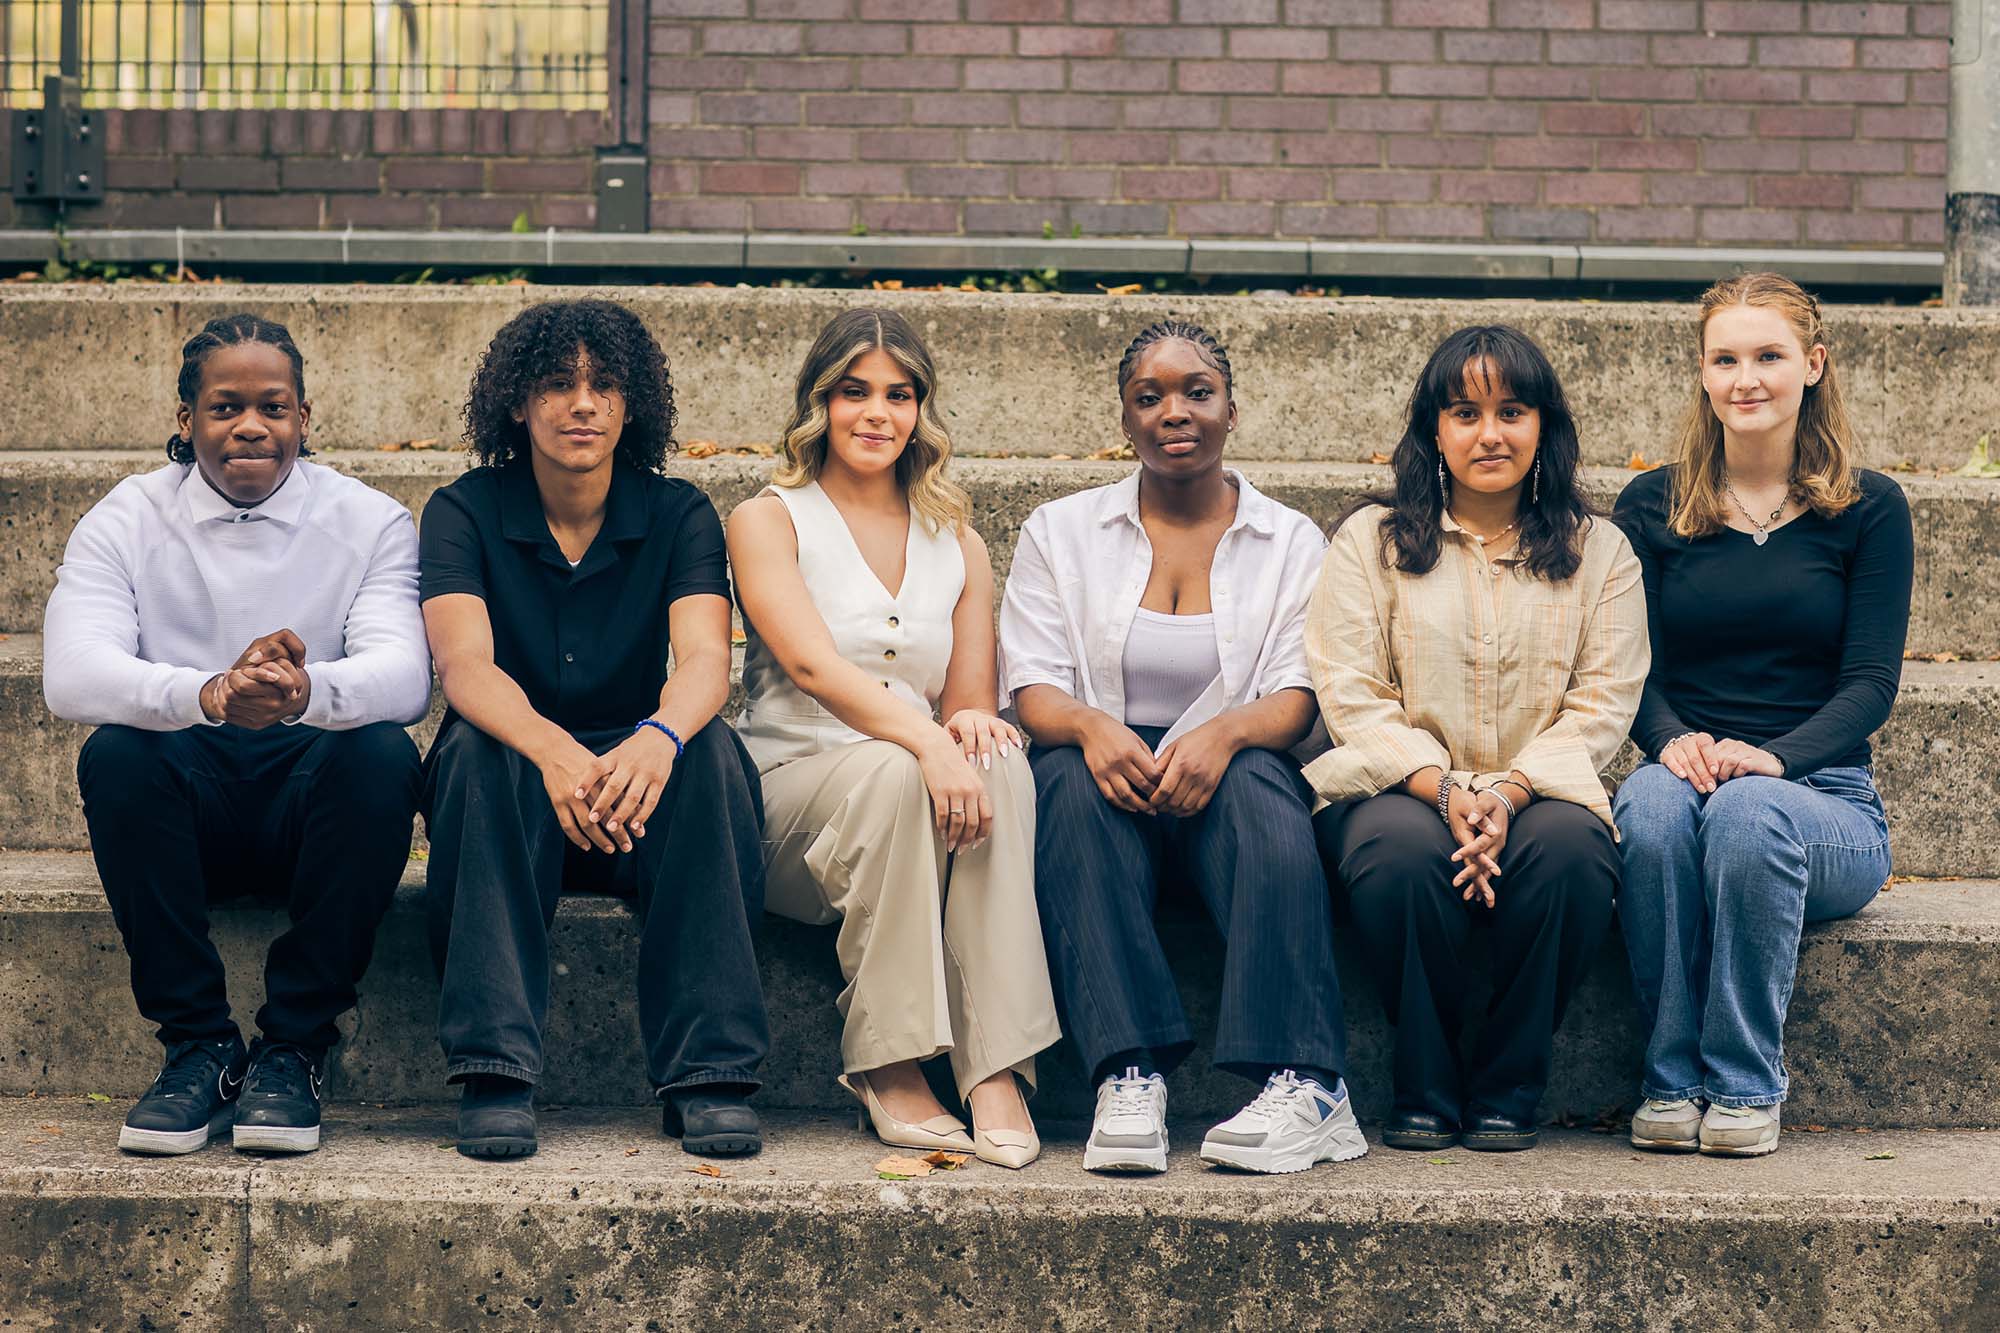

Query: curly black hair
left=1116, top=319, right=1234, bottom=398
left=166, top=314, right=308, bottom=465
left=463, top=298, right=677, bottom=471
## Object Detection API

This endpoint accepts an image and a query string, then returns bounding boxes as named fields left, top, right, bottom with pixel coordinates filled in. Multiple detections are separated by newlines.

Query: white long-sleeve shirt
left=44, top=459, right=431, bottom=731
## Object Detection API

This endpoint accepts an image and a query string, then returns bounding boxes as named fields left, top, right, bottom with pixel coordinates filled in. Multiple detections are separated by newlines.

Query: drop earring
left=1530, top=456, right=1541, bottom=505
left=1436, top=454, right=1449, bottom=504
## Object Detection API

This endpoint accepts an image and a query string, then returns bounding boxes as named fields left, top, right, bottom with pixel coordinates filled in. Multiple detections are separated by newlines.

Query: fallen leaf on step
left=1426, top=1156, right=1454, bottom=1165
left=1098, top=283, right=1143, bottom=296
left=684, top=441, right=720, bottom=458
left=922, top=1150, right=970, bottom=1170
left=38, top=1124, right=60, bottom=1134
left=1864, top=1151, right=1896, bottom=1160
left=1627, top=453, right=1662, bottom=471
left=625, top=1147, right=642, bottom=1157
left=86, top=1092, right=110, bottom=1103
left=1048, top=453, right=1074, bottom=461
left=688, top=1163, right=725, bottom=1177
left=1367, top=452, right=1392, bottom=465
left=1804, top=1124, right=1829, bottom=1133
left=875, top=1154, right=934, bottom=1179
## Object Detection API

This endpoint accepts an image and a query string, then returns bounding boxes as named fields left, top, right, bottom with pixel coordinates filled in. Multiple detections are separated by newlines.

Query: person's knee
left=1699, top=777, right=1800, bottom=854
left=1613, top=764, right=1700, bottom=849
left=1029, top=744, right=1102, bottom=816
left=852, top=740, right=931, bottom=817
left=1204, top=746, right=1297, bottom=817
left=77, top=725, right=180, bottom=813
left=316, top=723, right=421, bottom=806
left=427, top=720, right=517, bottom=793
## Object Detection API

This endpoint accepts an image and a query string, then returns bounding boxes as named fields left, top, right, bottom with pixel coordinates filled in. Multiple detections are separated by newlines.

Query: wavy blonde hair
left=772, top=307, right=971, bottom=534
left=1666, top=271, right=1861, bottom=539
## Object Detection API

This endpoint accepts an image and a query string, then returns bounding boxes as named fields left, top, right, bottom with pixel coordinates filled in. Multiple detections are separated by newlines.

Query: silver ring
left=949, top=804, right=965, bottom=814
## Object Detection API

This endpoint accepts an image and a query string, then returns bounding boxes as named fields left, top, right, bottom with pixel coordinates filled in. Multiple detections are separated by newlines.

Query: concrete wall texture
left=0, top=2, right=1957, bottom=249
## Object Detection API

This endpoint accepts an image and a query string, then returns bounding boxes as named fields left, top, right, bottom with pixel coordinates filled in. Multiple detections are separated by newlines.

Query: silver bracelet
left=1481, top=784, right=1518, bottom=819
left=1661, top=732, right=1700, bottom=757
left=1435, top=773, right=1456, bottom=825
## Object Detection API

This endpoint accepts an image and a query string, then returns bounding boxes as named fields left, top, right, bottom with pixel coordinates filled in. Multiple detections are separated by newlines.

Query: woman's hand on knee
left=1147, top=721, right=1238, bottom=817
left=918, top=735, right=994, bottom=853
left=1659, top=732, right=1721, bottom=793
left=944, top=708, right=1021, bottom=773
left=1708, top=738, right=1784, bottom=785
left=1076, top=713, right=1162, bottom=814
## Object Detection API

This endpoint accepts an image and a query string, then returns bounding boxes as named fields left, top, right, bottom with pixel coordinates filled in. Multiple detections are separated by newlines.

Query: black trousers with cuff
left=78, top=721, right=420, bottom=1054
left=421, top=718, right=770, bottom=1098
left=1315, top=792, right=1617, bottom=1125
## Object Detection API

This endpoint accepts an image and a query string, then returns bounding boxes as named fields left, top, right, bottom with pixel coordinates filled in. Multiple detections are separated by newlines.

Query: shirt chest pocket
left=1513, top=597, right=1581, bottom=709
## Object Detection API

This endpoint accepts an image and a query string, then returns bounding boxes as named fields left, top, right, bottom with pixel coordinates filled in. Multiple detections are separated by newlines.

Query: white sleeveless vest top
left=736, top=480, right=966, bottom=774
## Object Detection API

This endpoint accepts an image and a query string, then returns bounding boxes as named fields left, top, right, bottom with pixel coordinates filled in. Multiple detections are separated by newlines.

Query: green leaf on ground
left=1427, top=1156, right=1456, bottom=1165
left=86, top=1092, right=111, bottom=1103
left=1955, top=435, right=2000, bottom=478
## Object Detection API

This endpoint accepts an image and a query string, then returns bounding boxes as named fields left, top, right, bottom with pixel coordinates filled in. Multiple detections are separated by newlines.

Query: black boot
left=1381, top=1108, right=1460, bottom=1151
left=457, top=1075, right=537, bottom=1159
left=233, top=1039, right=326, bottom=1154
left=118, top=1035, right=248, bottom=1155
left=1461, top=1109, right=1540, bottom=1152
left=662, top=1088, right=762, bottom=1156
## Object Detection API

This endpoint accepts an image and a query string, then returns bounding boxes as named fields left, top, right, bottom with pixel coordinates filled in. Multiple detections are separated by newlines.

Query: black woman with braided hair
left=999, top=319, right=1366, bottom=1176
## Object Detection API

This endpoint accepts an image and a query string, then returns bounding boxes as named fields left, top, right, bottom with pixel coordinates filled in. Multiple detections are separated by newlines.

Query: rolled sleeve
left=997, top=521, right=1081, bottom=707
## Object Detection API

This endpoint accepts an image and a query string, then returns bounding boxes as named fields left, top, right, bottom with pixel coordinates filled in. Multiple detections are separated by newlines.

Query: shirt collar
left=499, top=457, right=651, bottom=563
left=1096, top=466, right=1279, bottom=538
left=180, top=459, right=310, bottom=527
left=1439, top=506, right=1526, bottom=562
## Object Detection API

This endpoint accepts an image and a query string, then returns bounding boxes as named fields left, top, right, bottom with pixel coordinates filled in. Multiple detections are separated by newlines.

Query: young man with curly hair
left=419, top=299, right=770, bottom=1159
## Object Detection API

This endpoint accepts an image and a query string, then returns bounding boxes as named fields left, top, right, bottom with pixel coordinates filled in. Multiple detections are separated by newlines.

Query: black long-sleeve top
left=1611, top=466, right=1913, bottom=778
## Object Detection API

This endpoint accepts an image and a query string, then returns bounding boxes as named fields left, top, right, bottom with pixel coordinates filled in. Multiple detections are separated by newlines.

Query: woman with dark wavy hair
left=1306, top=325, right=1648, bottom=1153
left=420, top=299, right=771, bottom=1162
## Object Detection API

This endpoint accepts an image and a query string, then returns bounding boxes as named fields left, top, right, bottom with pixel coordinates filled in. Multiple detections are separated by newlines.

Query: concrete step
left=2, top=1097, right=1994, bottom=1330
left=9, top=632, right=1994, bottom=876
left=2, top=286, right=1996, bottom=473
left=7, top=452, right=1998, bottom=657
left=4, top=852, right=1995, bottom=1129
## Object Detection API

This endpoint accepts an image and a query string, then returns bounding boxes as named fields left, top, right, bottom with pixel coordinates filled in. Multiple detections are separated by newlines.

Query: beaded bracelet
left=635, top=718, right=684, bottom=759
left=1435, top=773, right=1456, bottom=826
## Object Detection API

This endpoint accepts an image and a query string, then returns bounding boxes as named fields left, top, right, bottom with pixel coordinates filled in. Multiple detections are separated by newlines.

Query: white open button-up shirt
left=998, top=468, right=1330, bottom=761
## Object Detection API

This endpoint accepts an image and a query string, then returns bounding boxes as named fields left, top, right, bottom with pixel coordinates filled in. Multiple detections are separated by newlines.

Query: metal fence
left=1, top=0, right=609, bottom=109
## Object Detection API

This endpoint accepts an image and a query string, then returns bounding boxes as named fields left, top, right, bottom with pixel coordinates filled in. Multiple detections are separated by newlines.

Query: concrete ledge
left=0, top=284, right=1992, bottom=473
left=1, top=1101, right=1994, bottom=1329
left=4, top=453, right=1996, bottom=658
left=2, top=852, right=1995, bottom=1127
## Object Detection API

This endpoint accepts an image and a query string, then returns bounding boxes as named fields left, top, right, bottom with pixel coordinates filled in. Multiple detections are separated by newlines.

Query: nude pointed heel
left=846, top=1075, right=972, bottom=1153
left=971, top=1125, right=1040, bottom=1170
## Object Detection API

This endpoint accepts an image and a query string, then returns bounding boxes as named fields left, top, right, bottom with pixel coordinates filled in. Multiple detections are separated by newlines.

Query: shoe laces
left=243, top=1042, right=316, bottom=1099
left=1101, top=1068, right=1162, bottom=1121
left=1643, top=1098, right=1698, bottom=1113
left=148, top=1040, right=230, bottom=1100
left=1240, top=1070, right=1319, bottom=1124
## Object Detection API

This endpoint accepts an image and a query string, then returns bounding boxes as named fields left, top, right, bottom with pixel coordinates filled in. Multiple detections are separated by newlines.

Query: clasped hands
left=1657, top=732, right=1783, bottom=794
left=1077, top=713, right=1237, bottom=819
left=539, top=724, right=682, bottom=856
left=200, top=629, right=312, bottom=728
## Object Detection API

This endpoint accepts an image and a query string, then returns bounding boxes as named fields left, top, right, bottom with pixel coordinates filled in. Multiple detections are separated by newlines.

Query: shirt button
left=1481, top=634, right=1492, bottom=644
left=564, top=652, right=576, bottom=663
left=888, top=616, right=899, bottom=628
left=883, top=649, right=897, bottom=661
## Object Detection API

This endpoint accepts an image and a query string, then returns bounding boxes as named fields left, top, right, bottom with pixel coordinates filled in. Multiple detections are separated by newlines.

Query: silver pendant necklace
left=1724, top=479, right=1786, bottom=546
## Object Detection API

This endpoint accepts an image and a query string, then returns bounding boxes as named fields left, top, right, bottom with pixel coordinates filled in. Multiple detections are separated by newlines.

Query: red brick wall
left=647, top=0, right=1951, bottom=248
left=3, top=108, right=611, bottom=232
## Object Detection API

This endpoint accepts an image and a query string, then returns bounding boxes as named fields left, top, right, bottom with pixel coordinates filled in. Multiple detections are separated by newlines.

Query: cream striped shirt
left=1301, top=505, right=1649, bottom=829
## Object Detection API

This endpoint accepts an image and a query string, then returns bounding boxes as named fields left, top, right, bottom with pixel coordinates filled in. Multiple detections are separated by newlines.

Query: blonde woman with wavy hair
left=1611, top=272, right=1912, bottom=1159
left=728, top=308, right=1057, bottom=1170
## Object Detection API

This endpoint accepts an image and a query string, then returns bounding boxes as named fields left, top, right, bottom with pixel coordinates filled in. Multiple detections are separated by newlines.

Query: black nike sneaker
left=231, top=1039, right=325, bottom=1153
left=118, top=1035, right=248, bottom=1155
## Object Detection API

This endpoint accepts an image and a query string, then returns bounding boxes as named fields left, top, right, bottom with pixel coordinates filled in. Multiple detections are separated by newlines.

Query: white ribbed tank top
left=736, top=480, right=965, bottom=773
left=1121, top=607, right=1223, bottom=729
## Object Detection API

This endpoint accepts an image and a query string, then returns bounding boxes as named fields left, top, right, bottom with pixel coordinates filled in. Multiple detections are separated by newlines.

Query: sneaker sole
left=1199, top=1128, right=1369, bottom=1175
left=233, top=1123, right=321, bottom=1153
left=1083, top=1144, right=1168, bottom=1174
left=1631, top=1132, right=1701, bottom=1153
left=119, top=1109, right=232, bottom=1156
left=1700, top=1137, right=1780, bottom=1157
left=458, top=1136, right=538, bottom=1159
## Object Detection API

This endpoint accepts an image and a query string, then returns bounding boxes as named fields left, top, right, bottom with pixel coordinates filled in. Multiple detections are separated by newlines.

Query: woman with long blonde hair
left=1611, top=272, right=1913, bottom=1159
left=728, top=308, right=1058, bottom=1169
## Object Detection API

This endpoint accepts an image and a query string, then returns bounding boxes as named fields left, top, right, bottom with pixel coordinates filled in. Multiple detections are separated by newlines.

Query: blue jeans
left=1613, top=763, right=1890, bottom=1108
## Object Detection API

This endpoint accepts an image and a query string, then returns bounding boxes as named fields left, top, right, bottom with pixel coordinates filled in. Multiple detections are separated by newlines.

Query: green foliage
left=510, top=212, right=534, bottom=234
left=1956, top=435, right=2000, bottom=478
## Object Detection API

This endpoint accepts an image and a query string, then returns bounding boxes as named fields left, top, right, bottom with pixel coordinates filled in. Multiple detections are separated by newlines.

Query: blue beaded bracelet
left=635, top=719, right=684, bottom=758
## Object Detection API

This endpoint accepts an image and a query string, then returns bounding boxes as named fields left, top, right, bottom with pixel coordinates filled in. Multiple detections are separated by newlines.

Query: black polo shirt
left=418, top=459, right=731, bottom=735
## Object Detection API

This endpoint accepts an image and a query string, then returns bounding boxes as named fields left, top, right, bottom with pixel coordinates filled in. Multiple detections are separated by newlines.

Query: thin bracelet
left=635, top=718, right=684, bottom=758
left=1480, top=784, right=1518, bottom=819
left=1435, top=773, right=1456, bottom=826
left=1660, top=732, right=1699, bottom=757
left=1494, top=777, right=1532, bottom=806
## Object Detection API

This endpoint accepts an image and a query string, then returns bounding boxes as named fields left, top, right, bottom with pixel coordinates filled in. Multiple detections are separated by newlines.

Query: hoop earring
left=1530, top=456, right=1541, bottom=505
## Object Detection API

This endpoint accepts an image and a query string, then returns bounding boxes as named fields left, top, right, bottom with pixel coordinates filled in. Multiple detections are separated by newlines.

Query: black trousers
left=422, top=718, right=770, bottom=1096
left=78, top=721, right=420, bottom=1053
left=1316, top=792, right=1617, bottom=1123
left=1030, top=730, right=1348, bottom=1083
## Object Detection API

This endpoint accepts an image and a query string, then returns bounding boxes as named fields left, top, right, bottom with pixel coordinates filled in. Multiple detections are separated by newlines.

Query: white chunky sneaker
left=1083, top=1067, right=1168, bottom=1174
left=1630, top=1097, right=1704, bottom=1153
left=1199, top=1070, right=1368, bottom=1175
left=1699, top=1102, right=1781, bottom=1157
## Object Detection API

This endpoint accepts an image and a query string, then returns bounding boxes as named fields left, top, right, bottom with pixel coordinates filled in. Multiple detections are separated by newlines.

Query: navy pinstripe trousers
left=1030, top=727, right=1348, bottom=1084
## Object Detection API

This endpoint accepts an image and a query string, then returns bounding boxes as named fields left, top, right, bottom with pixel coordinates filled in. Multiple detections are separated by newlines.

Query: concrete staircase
left=2, top=288, right=1995, bottom=1329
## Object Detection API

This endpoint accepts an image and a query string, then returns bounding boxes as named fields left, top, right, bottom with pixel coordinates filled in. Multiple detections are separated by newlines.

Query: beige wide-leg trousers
left=760, top=739, right=1060, bottom=1100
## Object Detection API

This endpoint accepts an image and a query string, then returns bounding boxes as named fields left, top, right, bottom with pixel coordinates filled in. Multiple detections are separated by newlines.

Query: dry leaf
left=922, top=1150, right=971, bottom=1170
left=1627, top=453, right=1662, bottom=471
left=684, top=441, right=720, bottom=459
left=739, top=442, right=776, bottom=456
left=875, top=1154, right=934, bottom=1179
left=871, top=279, right=904, bottom=291
left=1048, top=453, right=1074, bottom=461
left=625, top=1147, right=642, bottom=1157
left=377, top=441, right=406, bottom=452
left=688, top=1162, right=725, bottom=1178
left=1367, top=452, right=1392, bottom=465
left=1089, top=443, right=1136, bottom=461
left=1804, top=1124, right=1829, bottom=1133
left=1904, top=651, right=1961, bottom=663
left=406, top=438, right=440, bottom=451
left=1864, top=1151, right=1896, bottom=1160
left=38, top=1124, right=60, bottom=1135
left=1098, top=282, right=1144, bottom=296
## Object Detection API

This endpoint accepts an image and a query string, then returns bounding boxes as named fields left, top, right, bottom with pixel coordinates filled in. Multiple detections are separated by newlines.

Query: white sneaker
left=1083, top=1067, right=1168, bottom=1174
left=1699, top=1102, right=1781, bottom=1157
left=1630, top=1097, right=1703, bottom=1153
left=1199, top=1070, right=1368, bottom=1174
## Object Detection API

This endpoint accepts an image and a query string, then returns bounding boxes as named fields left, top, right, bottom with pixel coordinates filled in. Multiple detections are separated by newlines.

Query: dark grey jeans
left=421, top=717, right=770, bottom=1096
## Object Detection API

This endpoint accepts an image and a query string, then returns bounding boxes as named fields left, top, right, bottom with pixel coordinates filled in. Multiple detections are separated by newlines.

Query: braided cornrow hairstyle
left=166, top=313, right=309, bottom=464
left=1116, top=319, right=1234, bottom=399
